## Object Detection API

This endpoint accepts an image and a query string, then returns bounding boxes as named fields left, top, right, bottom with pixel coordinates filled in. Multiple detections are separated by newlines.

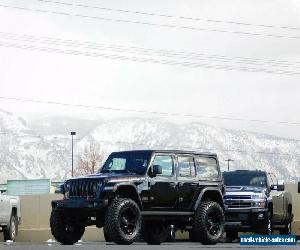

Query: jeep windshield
left=223, top=171, right=267, bottom=188
left=99, top=151, right=151, bottom=175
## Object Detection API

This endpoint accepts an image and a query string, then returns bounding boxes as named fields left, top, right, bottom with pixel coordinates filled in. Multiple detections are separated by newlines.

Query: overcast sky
left=0, top=0, right=300, bottom=139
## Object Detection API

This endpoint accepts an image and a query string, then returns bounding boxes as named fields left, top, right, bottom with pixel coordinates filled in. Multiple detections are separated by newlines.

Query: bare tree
left=76, top=142, right=105, bottom=176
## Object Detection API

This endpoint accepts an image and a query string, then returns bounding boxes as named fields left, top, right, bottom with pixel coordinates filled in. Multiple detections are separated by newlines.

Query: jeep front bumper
left=51, top=198, right=108, bottom=211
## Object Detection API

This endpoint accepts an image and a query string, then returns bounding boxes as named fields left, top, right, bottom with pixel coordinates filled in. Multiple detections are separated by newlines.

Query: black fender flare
left=193, top=187, right=224, bottom=211
left=113, top=183, right=143, bottom=209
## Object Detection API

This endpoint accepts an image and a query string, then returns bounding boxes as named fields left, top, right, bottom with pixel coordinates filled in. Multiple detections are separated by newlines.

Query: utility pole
left=71, top=131, right=76, bottom=177
left=225, top=159, right=234, bottom=171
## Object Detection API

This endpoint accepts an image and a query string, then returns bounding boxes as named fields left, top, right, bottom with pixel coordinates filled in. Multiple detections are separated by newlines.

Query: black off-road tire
left=192, top=200, right=225, bottom=245
left=50, top=210, right=85, bottom=245
left=3, top=214, right=18, bottom=242
left=103, top=227, right=112, bottom=242
left=104, top=198, right=141, bottom=245
left=226, top=230, right=238, bottom=242
left=141, top=222, right=170, bottom=245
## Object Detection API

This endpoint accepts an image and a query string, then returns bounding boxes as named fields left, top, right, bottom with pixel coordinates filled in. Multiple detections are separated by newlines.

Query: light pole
left=225, top=159, right=234, bottom=171
left=71, top=131, right=76, bottom=177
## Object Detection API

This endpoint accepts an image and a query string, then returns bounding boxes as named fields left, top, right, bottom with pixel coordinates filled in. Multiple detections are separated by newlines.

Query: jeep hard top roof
left=110, top=150, right=217, bottom=157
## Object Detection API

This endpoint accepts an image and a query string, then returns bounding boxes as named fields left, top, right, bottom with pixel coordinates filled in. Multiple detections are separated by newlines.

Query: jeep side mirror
left=298, top=182, right=300, bottom=193
left=277, top=180, right=285, bottom=191
left=152, top=165, right=162, bottom=177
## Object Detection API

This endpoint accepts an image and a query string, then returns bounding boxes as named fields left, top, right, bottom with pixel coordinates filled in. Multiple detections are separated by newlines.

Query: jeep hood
left=67, top=172, right=145, bottom=183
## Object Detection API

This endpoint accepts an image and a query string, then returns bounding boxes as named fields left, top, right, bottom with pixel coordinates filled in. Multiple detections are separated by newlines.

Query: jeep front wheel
left=50, top=210, right=85, bottom=245
left=192, top=200, right=224, bottom=245
left=104, top=198, right=141, bottom=245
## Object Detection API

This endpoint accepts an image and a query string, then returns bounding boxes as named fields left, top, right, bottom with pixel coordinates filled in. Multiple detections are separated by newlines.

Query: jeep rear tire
left=141, top=222, right=170, bottom=245
left=104, top=198, right=141, bottom=245
left=3, top=214, right=18, bottom=242
left=50, top=210, right=85, bottom=245
left=103, top=227, right=112, bottom=242
left=192, top=200, right=224, bottom=245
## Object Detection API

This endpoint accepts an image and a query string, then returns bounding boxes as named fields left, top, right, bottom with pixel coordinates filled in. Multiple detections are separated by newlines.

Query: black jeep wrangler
left=50, top=150, right=225, bottom=245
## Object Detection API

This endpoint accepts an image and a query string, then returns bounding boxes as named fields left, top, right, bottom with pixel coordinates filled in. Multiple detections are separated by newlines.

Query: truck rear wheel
left=226, top=230, right=238, bottom=242
left=3, top=214, right=18, bottom=242
left=50, top=210, right=85, bottom=245
left=104, top=198, right=141, bottom=245
left=141, top=222, right=170, bottom=245
left=280, top=221, right=291, bottom=235
left=192, top=200, right=224, bottom=245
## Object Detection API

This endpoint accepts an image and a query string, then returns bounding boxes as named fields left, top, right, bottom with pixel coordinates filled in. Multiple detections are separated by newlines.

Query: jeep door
left=148, top=154, right=177, bottom=208
left=176, top=155, right=198, bottom=209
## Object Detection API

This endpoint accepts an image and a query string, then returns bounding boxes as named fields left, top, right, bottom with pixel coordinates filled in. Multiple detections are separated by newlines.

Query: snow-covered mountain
left=81, top=118, right=300, bottom=181
left=0, top=109, right=300, bottom=183
left=0, top=109, right=71, bottom=182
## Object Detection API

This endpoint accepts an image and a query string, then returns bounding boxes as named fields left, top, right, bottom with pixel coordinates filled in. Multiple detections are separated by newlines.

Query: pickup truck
left=0, top=191, right=21, bottom=241
left=223, top=170, right=293, bottom=241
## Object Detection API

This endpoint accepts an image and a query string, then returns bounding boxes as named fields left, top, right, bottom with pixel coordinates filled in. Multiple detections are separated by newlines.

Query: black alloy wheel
left=119, top=206, right=139, bottom=235
left=104, top=198, right=141, bottom=245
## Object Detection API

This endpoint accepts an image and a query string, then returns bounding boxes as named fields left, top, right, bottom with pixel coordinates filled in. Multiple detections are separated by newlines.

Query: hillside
left=0, top=110, right=299, bottom=182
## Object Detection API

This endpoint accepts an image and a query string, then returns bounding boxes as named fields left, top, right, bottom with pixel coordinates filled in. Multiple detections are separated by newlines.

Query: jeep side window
left=178, top=156, right=195, bottom=178
left=152, top=155, right=174, bottom=177
left=196, top=157, right=219, bottom=180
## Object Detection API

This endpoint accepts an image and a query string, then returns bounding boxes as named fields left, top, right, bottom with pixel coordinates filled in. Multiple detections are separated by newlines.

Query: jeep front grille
left=67, top=179, right=99, bottom=198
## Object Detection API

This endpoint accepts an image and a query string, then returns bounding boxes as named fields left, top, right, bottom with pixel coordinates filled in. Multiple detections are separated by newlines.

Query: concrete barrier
left=1, top=194, right=104, bottom=242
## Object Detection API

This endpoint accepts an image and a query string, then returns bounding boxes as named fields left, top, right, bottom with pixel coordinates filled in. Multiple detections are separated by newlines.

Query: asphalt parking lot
left=0, top=242, right=299, bottom=250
